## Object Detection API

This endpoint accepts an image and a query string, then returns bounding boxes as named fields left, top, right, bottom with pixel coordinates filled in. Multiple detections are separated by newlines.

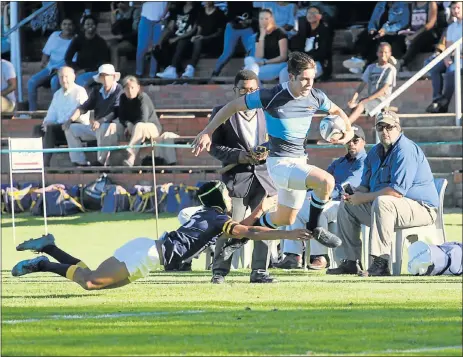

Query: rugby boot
left=11, top=256, right=49, bottom=277
left=16, top=234, right=55, bottom=252
left=312, top=227, right=342, bottom=248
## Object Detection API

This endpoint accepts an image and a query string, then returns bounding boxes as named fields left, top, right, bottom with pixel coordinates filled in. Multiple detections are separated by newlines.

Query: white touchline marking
left=299, top=345, right=463, bottom=356
left=2, top=310, right=205, bottom=324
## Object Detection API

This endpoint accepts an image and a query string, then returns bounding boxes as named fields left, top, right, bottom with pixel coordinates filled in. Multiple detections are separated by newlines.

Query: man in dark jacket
left=210, top=70, right=277, bottom=284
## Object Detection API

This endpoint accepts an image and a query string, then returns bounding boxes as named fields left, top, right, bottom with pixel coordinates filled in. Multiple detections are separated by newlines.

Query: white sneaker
left=349, top=68, right=363, bottom=74
left=181, top=65, right=195, bottom=78
left=343, top=57, right=366, bottom=69
left=156, top=66, right=178, bottom=79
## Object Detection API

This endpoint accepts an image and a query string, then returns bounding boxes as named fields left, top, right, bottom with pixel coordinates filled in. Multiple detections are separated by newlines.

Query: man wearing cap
left=276, top=125, right=367, bottom=270
left=64, top=64, right=124, bottom=166
left=327, top=111, right=439, bottom=277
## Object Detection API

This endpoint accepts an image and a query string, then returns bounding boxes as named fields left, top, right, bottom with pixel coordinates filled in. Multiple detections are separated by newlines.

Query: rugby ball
left=319, top=115, right=346, bottom=142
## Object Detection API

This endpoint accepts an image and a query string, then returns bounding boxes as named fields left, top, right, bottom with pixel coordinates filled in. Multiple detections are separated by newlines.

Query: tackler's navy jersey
left=162, top=207, right=237, bottom=267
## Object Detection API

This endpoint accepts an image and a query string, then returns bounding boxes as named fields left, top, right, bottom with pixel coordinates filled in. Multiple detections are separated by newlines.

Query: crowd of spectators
left=1, top=1, right=461, bottom=168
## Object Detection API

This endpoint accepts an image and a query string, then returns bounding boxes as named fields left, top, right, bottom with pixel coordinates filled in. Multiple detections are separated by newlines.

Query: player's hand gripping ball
left=319, top=115, right=346, bottom=142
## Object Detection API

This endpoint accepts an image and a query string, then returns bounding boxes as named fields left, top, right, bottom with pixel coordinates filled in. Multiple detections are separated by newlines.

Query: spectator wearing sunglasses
left=209, top=70, right=277, bottom=285
left=328, top=111, right=439, bottom=277
left=347, top=42, right=397, bottom=124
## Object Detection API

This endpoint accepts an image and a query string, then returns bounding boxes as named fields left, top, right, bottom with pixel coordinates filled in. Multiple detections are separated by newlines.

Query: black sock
left=307, top=192, right=329, bottom=231
left=39, top=261, right=71, bottom=278
left=41, top=245, right=80, bottom=265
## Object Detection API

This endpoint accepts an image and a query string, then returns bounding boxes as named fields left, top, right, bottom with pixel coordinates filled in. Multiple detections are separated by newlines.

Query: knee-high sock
left=306, top=191, right=330, bottom=231
left=41, top=245, right=88, bottom=268
left=38, top=260, right=78, bottom=281
left=257, top=211, right=278, bottom=229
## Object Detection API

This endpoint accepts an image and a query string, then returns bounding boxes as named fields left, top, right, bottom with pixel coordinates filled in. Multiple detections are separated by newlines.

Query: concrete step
left=427, top=157, right=462, bottom=173
left=306, top=142, right=463, bottom=158
left=401, top=127, right=463, bottom=143
left=399, top=114, right=457, bottom=127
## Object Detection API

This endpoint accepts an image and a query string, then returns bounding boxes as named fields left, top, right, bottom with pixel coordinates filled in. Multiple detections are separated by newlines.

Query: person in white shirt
left=32, top=66, right=89, bottom=167
left=136, top=1, right=169, bottom=78
left=1, top=58, right=16, bottom=113
left=427, top=1, right=462, bottom=113
left=27, top=18, right=75, bottom=111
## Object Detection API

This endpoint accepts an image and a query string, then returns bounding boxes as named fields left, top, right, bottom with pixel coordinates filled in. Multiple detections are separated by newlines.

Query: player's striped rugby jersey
left=245, top=82, right=333, bottom=158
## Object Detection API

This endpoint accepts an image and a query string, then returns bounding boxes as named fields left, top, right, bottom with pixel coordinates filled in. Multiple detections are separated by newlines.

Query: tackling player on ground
left=192, top=52, right=354, bottom=247
left=11, top=181, right=311, bottom=290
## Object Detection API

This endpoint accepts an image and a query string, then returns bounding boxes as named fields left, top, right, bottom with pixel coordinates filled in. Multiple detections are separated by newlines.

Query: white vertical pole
left=9, top=2, right=23, bottom=103
left=455, top=44, right=461, bottom=126
left=41, top=166, right=48, bottom=235
left=151, top=142, right=160, bottom=239
left=8, top=139, right=16, bottom=244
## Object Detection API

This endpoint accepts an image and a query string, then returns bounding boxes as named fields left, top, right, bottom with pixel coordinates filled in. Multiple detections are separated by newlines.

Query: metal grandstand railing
left=370, top=38, right=462, bottom=127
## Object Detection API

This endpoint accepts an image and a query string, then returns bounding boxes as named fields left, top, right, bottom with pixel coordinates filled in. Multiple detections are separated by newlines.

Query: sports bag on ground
left=408, top=241, right=462, bottom=276
left=81, top=173, right=112, bottom=211
left=31, top=184, right=85, bottom=217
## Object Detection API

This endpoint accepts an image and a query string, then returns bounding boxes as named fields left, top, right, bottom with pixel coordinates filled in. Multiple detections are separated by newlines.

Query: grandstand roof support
left=9, top=1, right=23, bottom=103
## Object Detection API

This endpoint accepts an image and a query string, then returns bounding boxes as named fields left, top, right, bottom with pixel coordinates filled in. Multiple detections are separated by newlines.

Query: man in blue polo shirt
left=276, top=125, right=367, bottom=270
left=193, top=52, right=355, bottom=249
left=327, top=111, right=439, bottom=277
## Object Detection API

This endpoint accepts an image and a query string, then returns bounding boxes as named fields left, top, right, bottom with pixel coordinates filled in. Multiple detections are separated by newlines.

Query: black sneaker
left=312, top=227, right=342, bottom=248
left=359, top=256, right=391, bottom=277
left=178, top=262, right=192, bottom=271
left=250, top=269, right=277, bottom=283
left=326, top=259, right=363, bottom=275
left=211, top=274, right=225, bottom=284
left=273, top=253, right=302, bottom=269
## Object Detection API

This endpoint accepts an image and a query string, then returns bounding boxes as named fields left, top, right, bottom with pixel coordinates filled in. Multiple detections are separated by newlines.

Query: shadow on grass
left=0, top=212, right=178, bottom=228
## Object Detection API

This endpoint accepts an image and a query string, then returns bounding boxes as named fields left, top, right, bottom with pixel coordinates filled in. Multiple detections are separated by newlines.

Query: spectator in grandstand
left=33, top=66, right=89, bottom=167
left=276, top=125, right=367, bottom=270
left=1, top=58, right=16, bottom=113
left=1, top=2, right=10, bottom=57
left=12, top=183, right=311, bottom=290
left=253, top=1, right=296, bottom=32
left=170, top=2, right=227, bottom=79
left=280, top=5, right=332, bottom=82
left=155, top=2, right=201, bottom=79
left=347, top=42, right=397, bottom=124
left=343, top=2, right=409, bottom=74
left=209, top=70, right=278, bottom=284
left=135, top=2, right=168, bottom=78
left=118, top=75, right=176, bottom=166
left=426, top=1, right=462, bottom=113
left=109, top=1, right=141, bottom=73
left=27, top=18, right=76, bottom=111
left=64, top=64, right=123, bottom=167
left=211, top=2, right=256, bottom=77
left=64, top=15, right=110, bottom=87
left=243, top=9, right=288, bottom=82
left=156, top=2, right=224, bottom=79
left=327, top=111, right=439, bottom=277
left=397, top=2, right=439, bottom=72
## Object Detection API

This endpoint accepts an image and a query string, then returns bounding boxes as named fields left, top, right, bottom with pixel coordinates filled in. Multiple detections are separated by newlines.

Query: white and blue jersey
left=244, top=82, right=333, bottom=157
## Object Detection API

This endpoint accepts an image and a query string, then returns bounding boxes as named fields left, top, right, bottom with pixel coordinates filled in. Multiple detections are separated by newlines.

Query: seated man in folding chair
left=327, top=111, right=439, bottom=277
left=11, top=181, right=312, bottom=290
left=276, top=125, right=367, bottom=270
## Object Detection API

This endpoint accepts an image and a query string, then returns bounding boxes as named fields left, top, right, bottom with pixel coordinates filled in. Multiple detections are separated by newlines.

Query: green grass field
left=1, top=211, right=462, bottom=356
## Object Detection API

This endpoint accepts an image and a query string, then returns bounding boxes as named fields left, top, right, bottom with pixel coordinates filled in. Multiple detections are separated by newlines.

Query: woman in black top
left=118, top=75, right=165, bottom=167
left=244, top=8, right=288, bottom=81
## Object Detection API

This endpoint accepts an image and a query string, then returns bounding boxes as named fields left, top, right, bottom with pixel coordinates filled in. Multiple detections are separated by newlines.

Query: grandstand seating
left=2, top=9, right=461, bottom=208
